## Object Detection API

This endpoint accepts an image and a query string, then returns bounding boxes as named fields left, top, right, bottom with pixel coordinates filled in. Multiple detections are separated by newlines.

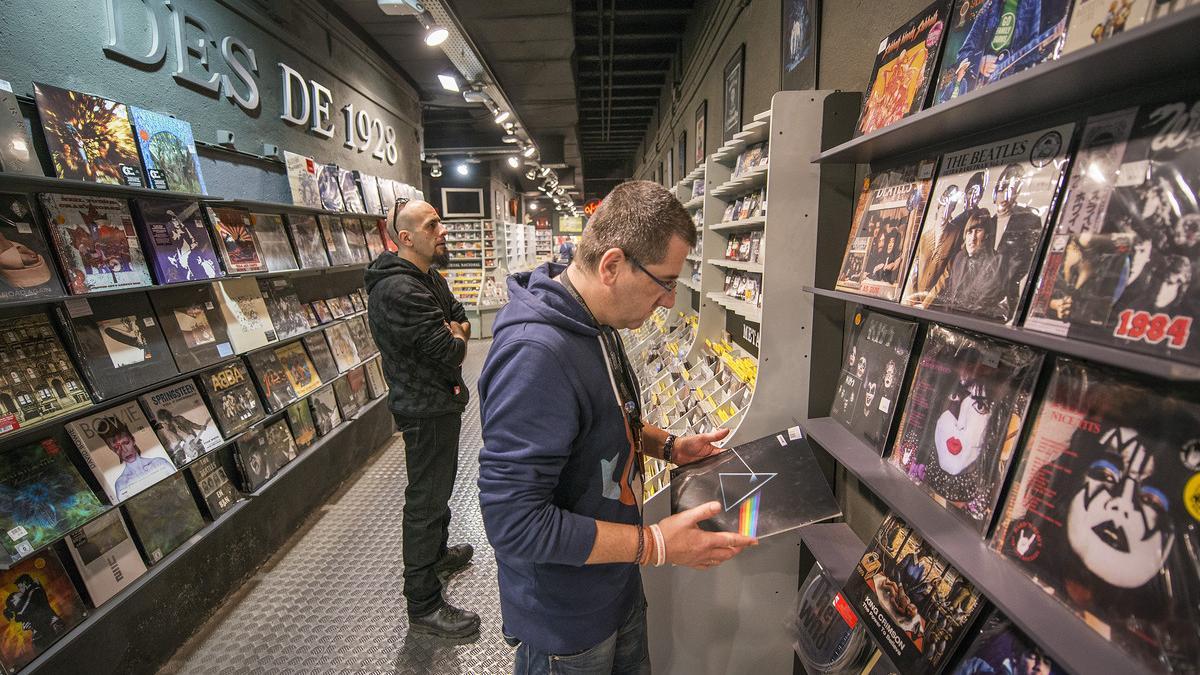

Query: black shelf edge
left=805, top=286, right=1200, bottom=382
left=813, top=6, right=1200, bottom=164
left=799, top=522, right=864, bottom=588
left=800, top=417, right=1145, bottom=675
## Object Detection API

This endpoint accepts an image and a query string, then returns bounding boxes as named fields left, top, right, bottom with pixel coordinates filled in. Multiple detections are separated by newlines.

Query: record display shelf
left=798, top=522, right=865, bottom=589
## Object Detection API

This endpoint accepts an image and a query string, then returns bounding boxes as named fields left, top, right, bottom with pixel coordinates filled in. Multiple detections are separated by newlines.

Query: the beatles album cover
left=0, top=434, right=105, bottom=561
left=0, top=313, right=92, bottom=436
left=283, top=150, right=321, bottom=209
left=1025, top=98, right=1200, bottom=364
left=286, top=398, right=317, bottom=449
left=991, top=358, right=1200, bottom=672
left=197, top=359, right=265, bottom=438
left=0, top=87, right=40, bottom=176
left=63, top=509, right=147, bottom=607
left=286, top=213, right=330, bottom=269
left=275, top=340, right=321, bottom=398
left=671, top=429, right=841, bottom=538
left=245, top=348, right=298, bottom=413
left=317, top=164, right=345, bottom=212
left=149, top=283, right=233, bottom=372
left=308, top=385, right=342, bottom=436
left=324, top=321, right=360, bottom=373
left=355, top=172, right=382, bottom=216
left=214, top=277, right=278, bottom=353
left=257, top=277, right=309, bottom=341
left=788, top=565, right=873, bottom=674
left=133, top=198, right=222, bottom=284
left=0, top=550, right=87, bottom=673
left=205, top=206, right=265, bottom=274
left=843, top=514, right=985, bottom=675
left=889, top=325, right=1041, bottom=531
left=830, top=310, right=919, bottom=454
left=854, top=0, right=951, bottom=136
left=65, top=400, right=176, bottom=504
left=836, top=160, right=938, bottom=300
left=187, top=453, right=241, bottom=520
left=235, top=423, right=274, bottom=491
left=264, top=418, right=298, bottom=473
left=302, top=333, right=340, bottom=384
left=122, top=472, right=204, bottom=564
left=338, top=168, right=366, bottom=214
left=58, top=291, right=178, bottom=400
left=900, top=123, right=1075, bottom=324
left=140, top=379, right=223, bottom=466
left=127, top=106, right=206, bottom=194
left=40, top=192, right=153, bottom=294
left=0, top=193, right=65, bottom=302
left=332, top=375, right=359, bottom=419
left=364, top=356, right=387, bottom=400
left=946, top=608, right=1064, bottom=675
left=318, top=215, right=355, bottom=266
left=33, top=82, right=144, bottom=186
left=248, top=212, right=298, bottom=272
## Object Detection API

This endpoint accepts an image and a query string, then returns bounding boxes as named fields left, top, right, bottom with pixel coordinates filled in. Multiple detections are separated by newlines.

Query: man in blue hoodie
left=479, top=181, right=758, bottom=673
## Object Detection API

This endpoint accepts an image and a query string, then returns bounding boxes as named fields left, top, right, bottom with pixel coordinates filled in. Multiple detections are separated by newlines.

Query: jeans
left=396, top=412, right=462, bottom=617
left=511, top=594, right=650, bottom=675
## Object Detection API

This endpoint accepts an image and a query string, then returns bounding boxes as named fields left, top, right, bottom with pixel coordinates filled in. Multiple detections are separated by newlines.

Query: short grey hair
left=576, top=181, right=697, bottom=270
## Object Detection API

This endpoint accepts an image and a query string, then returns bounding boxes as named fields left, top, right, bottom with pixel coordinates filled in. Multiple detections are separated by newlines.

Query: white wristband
left=650, top=524, right=666, bottom=567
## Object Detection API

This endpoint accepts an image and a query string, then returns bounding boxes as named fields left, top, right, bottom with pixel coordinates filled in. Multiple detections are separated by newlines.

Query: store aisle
left=162, top=341, right=512, bottom=674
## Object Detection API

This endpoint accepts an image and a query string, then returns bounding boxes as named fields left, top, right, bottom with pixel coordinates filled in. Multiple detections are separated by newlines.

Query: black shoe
left=435, top=543, right=474, bottom=581
left=409, top=601, right=480, bottom=640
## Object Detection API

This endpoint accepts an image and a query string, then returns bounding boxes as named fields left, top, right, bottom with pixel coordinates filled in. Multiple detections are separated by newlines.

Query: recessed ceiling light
left=522, top=146, right=537, bottom=158
left=437, top=74, right=459, bottom=92
left=425, top=26, right=449, bottom=46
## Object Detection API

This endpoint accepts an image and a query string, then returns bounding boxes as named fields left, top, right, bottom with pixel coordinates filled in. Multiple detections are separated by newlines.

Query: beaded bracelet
left=634, top=524, right=645, bottom=565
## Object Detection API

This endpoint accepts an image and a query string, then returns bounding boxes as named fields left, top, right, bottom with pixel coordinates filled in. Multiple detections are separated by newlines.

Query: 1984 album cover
left=0, top=434, right=105, bottom=560
left=40, top=192, right=153, bottom=294
left=855, top=1, right=950, bottom=136
left=0, top=193, right=65, bottom=301
left=133, top=198, right=222, bottom=284
left=127, top=106, right=206, bottom=194
left=830, top=310, right=919, bottom=455
left=33, top=82, right=144, bottom=187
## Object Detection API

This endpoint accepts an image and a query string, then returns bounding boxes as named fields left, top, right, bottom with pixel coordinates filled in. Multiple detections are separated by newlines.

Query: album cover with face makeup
left=991, top=358, right=1200, bottom=673
left=889, top=325, right=1042, bottom=532
left=946, top=609, right=1065, bottom=675
left=830, top=310, right=918, bottom=454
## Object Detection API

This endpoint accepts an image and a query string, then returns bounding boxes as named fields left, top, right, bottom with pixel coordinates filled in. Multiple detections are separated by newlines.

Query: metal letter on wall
left=309, top=80, right=335, bottom=139
left=171, top=5, right=220, bottom=94
left=220, top=36, right=260, bottom=112
left=103, top=0, right=167, bottom=67
left=278, top=63, right=310, bottom=126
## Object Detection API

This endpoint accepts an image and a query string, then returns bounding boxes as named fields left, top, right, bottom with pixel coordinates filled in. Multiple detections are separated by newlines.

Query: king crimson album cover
left=245, top=348, right=299, bottom=413
left=247, top=211, right=298, bottom=273
left=65, top=400, right=176, bottom=504
left=149, top=283, right=233, bottom=372
left=317, top=163, right=345, bottom=212
left=122, top=471, right=203, bottom=564
left=302, top=332, right=340, bottom=384
left=127, top=106, right=206, bottom=194
left=946, top=608, right=1064, bottom=675
left=0, top=193, right=65, bottom=302
left=213, top=277, right=278, bottom=354
left=283, top=150, right=321, bottom=209
left=133, top=198, right=222, bottom=284
left=197, top=359, right=265, bottom=438
left=0, top=550, right=87, bottom=673
left=40, top=192, right=153, bottom=294
left=63, top=509, right=147, bottom=607
left=205, top=206, right=266, bottom=274
left=338, top=168, right=366, bottom=214
left=900, top=123, right=1075, bottom=324
left=854, top=0, right=951, bottom=136
left=990, top=358, right=1200, bottom=672
left=308, top=384, right=342, bottom=436
left=139, top=379, right=223, bottom=466
left=286, top=213, right=330, bottom=269
left=33, top=82, right=144, bottom=186
left=830, top=310, right=919, bottom=455
left=275, top=340, right=322, bottom=399
left=187, top=453, right=241, bottom=520
left=1025, top=98, right=1200, bottom=364
left=0, top=313, right=92, bottom=436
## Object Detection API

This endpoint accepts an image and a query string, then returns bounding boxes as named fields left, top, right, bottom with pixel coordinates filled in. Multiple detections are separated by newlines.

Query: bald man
left=365, top=199, right=479, bottom=640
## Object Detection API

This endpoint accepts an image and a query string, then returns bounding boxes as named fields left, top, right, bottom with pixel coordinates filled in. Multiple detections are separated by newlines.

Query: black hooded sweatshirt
left=365, top=253, right=469, bottom=419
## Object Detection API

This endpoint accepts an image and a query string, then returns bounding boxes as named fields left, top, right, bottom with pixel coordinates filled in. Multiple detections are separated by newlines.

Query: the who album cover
left=63, top=509, right=147, bottom=607
left=133, top=198, right=222, bottom=284
left=338, top=168, right=366, bottom=214
left=671, top=429, right=840, bottom=539
left=235, top=423, right=274, bottom=492
left=889, top=325, right=1042, bottom=532
left=127, top=106, right=206, bottom=194
left=355, top=172, right=383, bottom=216
left=205, top=206, right=265, bottom=274
left=0, top=193, right=65, bottom=302
left=364, top=356, right=387, bottom=400
left=264, top=418, right=298, bottom=473
left=275, top=341, right=321, bottom=399
left=932, top=0, right=1071, bottom=105
left=247, top=212, right=297, bottom=273
left=318, top=215, right=356, bottom=266
left=854, top=0, right=950, bottom=136
left=842, top=514, right=985, bottom=675
left=302, top=332, right=340, bottom=384
left=830, top=310, right=919, bottom=455
left=32, top=82, right=144, bottom=187
left=332, top=374, right=359, bottom=419
left=324, top=321, right=360, bottom=373
left=286, top=213, right=330, bottom=269
left=197, top=360, right=264, bottom=438
left=0, top=86, right=40, bottom=176
left=0, top=313, right=92, bottom=436
left=139, top=379, right=223, bottom=466
left=991, top=358, right=1200, bottom=673
left=186, top=453, right=240, bottom=520
left=317, top=164, right=344, bottom=212
left=0, top=434, right=105, bottom=561
left=257, top=277, right=309, bottom=341
left=1025, top=99, right=1200, bottom=364
left=40, top=192, right=153, bottom=294
left=149, top=283, right=233, bottom=372
left=123, top=472, right=203, bottom=564
left=946, top=609, right=1064, bottom=675
left=213, top=277, right=277, bottom=354
left=900, top=123, right=1075, bottom=324
left=245, top=348, right=298, bottom=413
left=283, top=150, right=321, bottom=208
left=0, top=550, right=87, bottom=673
left=286, top=398, right=317, bottom=449
left=786, top=565, right=873, bottom=674
left=836, top=160, right=938, bottom=301
left=65, top=400, right=176, bottom=504
left=308, top=385, right=342, bottom=436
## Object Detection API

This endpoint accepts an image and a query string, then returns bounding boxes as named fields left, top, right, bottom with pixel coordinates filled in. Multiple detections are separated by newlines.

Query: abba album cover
left=205, top=206, right=266, bottom=274
left=197, top=359, right=265, bottom=438
left=1061, top=0, right=1153, bottom=55
left=214, top=277, right=278, bottom=354
left=900, top=123, right=1075, bottom=324
left=286, top=213, right=330, bottom=269
left=843, top=514, right=985, bottom=675
left=1025, top=99, right=1200, bottom=364
left=332, top=374, right=359, bottom=419
left=854, top=0, right=951, bottom=136
left=65, top=400, right=176, bottom=504
left=318, top=214, right=356, bottom=266
left=946, top=609, right=1064, bottom=675
left=275, top=340, right=322, bottom=398
left=127, top=106, right=206, bottom=194
left=0, top=87, right=40, bottom=176
left=32, top=81, right=144, bottom=186
left=40, top=192, right=153, bottom=294
left=889, top=325, right=1041, bottom=531
left=835, top=160, right=938, bottom=300
left=0, top=434, right=105, bottom=560
left=264, top=418, right=298, bottom=473
left=59, top=291, right=179, bottom=400
left=257, top=277, right=309, bottom=341
left=0, top=313, right=92, bottom=435
left=0, top=192, right=65, bottom=301
left=133, top=198, right=222, bottom=284
left=991, top=358, right=1200, bottom=672
left=317, top=163, right=345, bottom=212
left=338, top=168, right=366, bottom=214
left=283, top=150, right=321, bottom=209
left=0, top=550, right=87, bottom=673
left=788, top=565, right=872, bottom=674
left=187, top=453, right=240, bottom=520
left=829, top=310, right=919, bottom=455
left=140, top=379, right=223, bottom=466
left=356, top=172, right=383, bottom=215
left=245, top=348, right=298, bottom=413
left=324, top=321, right=361, bottom=373
left=308, top=384, right=342, bottom=436
left=303, top=333, right=340, bottom=384
left=64, top=509, right=147, bottom=607
left=123, top=472, right=203, bottom=564
left=248, top=211, right=298, bottom=272
left=149, top=283, right=233, bottom=372
left=286, top=398, right=317, bottom=449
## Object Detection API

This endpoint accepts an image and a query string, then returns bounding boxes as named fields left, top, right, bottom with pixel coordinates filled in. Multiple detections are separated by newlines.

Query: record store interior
left=0, top=0, right=1197, bottom=673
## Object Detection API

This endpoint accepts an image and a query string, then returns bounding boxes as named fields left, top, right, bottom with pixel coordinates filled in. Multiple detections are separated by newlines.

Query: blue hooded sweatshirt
left=478, top=263, right=643, bottom=655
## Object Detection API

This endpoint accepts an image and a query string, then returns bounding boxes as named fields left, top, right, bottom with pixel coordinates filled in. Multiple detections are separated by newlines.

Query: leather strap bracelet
left=662, top=434, right=677, bottom=464
left=634, top=525, right=645, bottom=565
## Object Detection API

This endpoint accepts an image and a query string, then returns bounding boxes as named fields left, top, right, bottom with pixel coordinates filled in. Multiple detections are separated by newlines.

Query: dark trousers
left=396, top=412, right=461, bottom=617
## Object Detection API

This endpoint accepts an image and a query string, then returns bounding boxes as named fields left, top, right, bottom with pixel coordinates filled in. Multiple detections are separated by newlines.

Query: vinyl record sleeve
left=205, top=206, right=265, bottom=274
left=308, top=385, right=341, bottom=436
left=324, top=322, right=360, bottom=372
left=213, top=277, right=277, bottom=354
left=122, top=471, right=203, bottom=564
left=65, top=400, right=176, bottom=503
left=58, top=291, right=179, bottom=401
left=310, top=299, right=333, bottom=324
left=670, top=429, right=841, bottom=538
left=1061, top=0, right=1153, bottom=55
left=946, top=609, right=1065, bottom=675
left=332, top=375, right=359, bottom=418
left=364, top=356, right=387, bottom=400
left=836, top=160, right=938, bottom=301
left=234, top=423, right=273, bottom=491
left=830, top=311, right=919, bottom=455
left=264, top=418, right=297, bottom=472
left=33, top=82, right=144, bottom=186
left=40, top=192, right=153, bottom=294
left=990, top=358, right=1200, bottom=672
left=133, top=198, right=222, bottom=284
left=197, top=360, right=264, bottom=437
left=275, top=340, right=321, bottom=398
left=356, top=172, right=382, bottom=215
left=302, top=332, right=340, bottom=384
left=377, top=178, right=397, bottom=217
left=854, top=0, right=951, bottom=136
left=338, top=168, right=366, bottom=214
left=0, top=313, right=92, bottom=436
left=1025, top=100, right=1200, bottom=363
left=346, top=315, right=377, bottom=358
left=0, top=192, right=65, bottom=301
left=286, top=213, right=329, bottom=269
left=346, top=365, right=369, bottom=408
left=342, top=218, right=370, bottom=264
left=248, top=211, right=298, bottom=272
left=889, top=325, right=1042, bottom=532
left=149, top=283, right=233, bottom=372
left=900, top=123, right=1075, bottom=324
left=0, top=88, right=40, bottom=176
left=0, top=434, right=105, bottom=560
left=187, top=453, right=240, bottom=520
left=257, top=277, right=308, bottom=341
left=318, top=214, right=355, bottom=266
left=787, top=565, right=872, bottom=674
left=286, top=398, right=317, bottom=449
left=0, top=550, right=87, bottom=673
left=244, top=348, right=298, bottom=413
left=842, top=514, right=985, bottom=675
left=139, top=379, right=223, bottom=466
left=127, top=106, right=206, bottom=194
left=64, top=509, right=147, bottom=607
left=283, top=151, right=321, bottom=208
left=363, top=218, right=386, bottom=261
left=317, top=164, right=344, bottom=212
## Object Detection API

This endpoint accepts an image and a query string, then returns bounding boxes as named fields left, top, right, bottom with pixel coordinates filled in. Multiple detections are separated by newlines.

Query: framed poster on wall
left=723, top=45, right=745, bottom=142
left=694, top=100, right=707, bottom=164
left=677, top=131, right=687, bottom=178
left=781, top=0, right=820, bottom=90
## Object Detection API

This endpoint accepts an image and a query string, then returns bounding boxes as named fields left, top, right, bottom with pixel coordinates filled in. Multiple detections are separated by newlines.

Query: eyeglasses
left=391, top=196, right=411, bottom=218
left=626, top=254, right=677, bottom=294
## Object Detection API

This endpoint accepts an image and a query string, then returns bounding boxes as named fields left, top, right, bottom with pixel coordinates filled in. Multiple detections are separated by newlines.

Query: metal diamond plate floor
left=161, top=341, right=512, bottom=675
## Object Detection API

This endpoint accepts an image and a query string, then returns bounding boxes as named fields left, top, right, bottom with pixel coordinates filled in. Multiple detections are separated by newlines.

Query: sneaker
left=434, top=543, right=474, bottom=581
left=409, top=600, right=480, bottom=640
